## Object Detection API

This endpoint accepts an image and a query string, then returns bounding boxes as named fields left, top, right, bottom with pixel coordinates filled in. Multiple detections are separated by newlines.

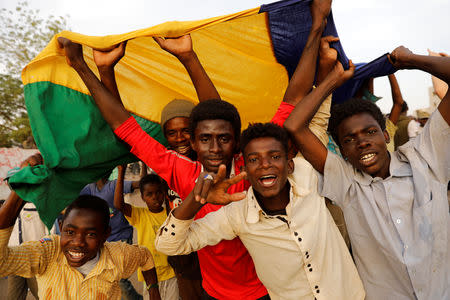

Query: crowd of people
left=0, top=0, right=449, bottom=299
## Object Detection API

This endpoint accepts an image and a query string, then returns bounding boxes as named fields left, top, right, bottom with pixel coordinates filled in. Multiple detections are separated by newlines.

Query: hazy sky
left=3, top=0, right=449, bottom=114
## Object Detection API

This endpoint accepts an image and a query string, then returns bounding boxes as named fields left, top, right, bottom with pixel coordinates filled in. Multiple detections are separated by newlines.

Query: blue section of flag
left=260, top=0, right=396, bottom=104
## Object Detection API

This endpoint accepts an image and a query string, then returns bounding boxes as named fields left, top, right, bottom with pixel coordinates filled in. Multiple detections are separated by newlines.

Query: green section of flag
left=8, top=81, right=167, bottom=229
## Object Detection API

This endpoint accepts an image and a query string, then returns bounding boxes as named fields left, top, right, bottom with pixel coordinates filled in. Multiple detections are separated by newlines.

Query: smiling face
left=59, top=208, right=110, bottom=268
left=243, top=137, right=293, bottom=201
left=141, top=183, right=165, bottom=213
left=191, top=119, right=237, bottom=174
left=337, top=112, right=391, bottom=178
left=164, top=117, right=192, bottom=155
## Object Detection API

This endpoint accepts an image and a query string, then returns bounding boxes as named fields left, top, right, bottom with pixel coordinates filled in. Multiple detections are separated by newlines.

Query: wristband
left=146, top=282, right=159, bottom=290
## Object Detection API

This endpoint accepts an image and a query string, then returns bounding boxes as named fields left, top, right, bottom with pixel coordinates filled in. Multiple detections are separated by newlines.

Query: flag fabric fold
left=10, top=0, right=395, bottom=228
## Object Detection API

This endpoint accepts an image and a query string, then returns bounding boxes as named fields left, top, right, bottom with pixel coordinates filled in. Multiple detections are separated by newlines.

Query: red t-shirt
left=114, top=102, right=294, bottom=299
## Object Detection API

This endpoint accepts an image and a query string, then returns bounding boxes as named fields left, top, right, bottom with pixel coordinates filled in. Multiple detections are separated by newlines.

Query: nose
left=175, top=131, right=184, bottom=142
left=72, top=233, right=86, bottom=247
left=209, top=138, right=220, bottom=153
left=260, top=156, right=271, bottom=168
left=357, top=136, right=371, bottom=149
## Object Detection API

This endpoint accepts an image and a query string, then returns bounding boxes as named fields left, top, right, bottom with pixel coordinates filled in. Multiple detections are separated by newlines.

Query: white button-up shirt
left=319, top=110, right=449, bottom=300
left=155, top=157, right=365, bottom=300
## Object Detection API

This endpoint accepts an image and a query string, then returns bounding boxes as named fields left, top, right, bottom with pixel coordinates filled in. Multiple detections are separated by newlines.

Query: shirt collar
left=245, top=178, right=309, bottom=224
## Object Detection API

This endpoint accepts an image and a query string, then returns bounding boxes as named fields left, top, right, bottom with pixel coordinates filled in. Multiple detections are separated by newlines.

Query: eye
left=367, top=129, right=377, bottom=135
left=272, top=154, right=281, bottom=160
left=343, top=137, right=354, bottom=144
left=87, top=232, right=97, bottom=238
left=166, top=131, right=176, bottom=137
left=248, top=157, right=258, bottom=163
left=200, top=137, right=209, bottom=143
left=219, top=136, right=230, bottom=143
left=65, top=230, right=74, bottom=235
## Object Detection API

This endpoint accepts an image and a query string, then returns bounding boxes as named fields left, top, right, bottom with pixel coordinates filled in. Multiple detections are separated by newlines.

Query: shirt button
left=298, top=237, right=302, bottom=242
left=294, top=232, right=298, bottom=236
left=396, top=218, right=401, bottom=224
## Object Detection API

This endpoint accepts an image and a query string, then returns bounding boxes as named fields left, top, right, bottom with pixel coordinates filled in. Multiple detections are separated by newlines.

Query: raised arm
left=114, top=165, right=132, bottom=217
left=282, top=0, right=331, bottom=105
left=58, top=37, right=130, bottom=130
left=154, top=34, right=220, bottom=101
left=389, top=46, right=450, bottom=125
left=284, top=61, right=355, bottom=174
left=387, top=74, right=404, bottom=125
left=0, top=154, right=43, bottom=229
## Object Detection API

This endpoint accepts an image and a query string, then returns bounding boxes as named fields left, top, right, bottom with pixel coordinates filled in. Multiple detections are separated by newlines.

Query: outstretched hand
left=93, top=42, right=127, bottom=69
left=193, top=165, right=247, bottom=205
left=153, top=34, right=193, bottom=59
left=388, top=46, right=414, bottom=69
left=58, top=37, right=85, bottom=68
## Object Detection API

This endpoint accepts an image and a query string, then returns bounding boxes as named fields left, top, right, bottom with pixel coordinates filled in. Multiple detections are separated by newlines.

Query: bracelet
left=146, top=282, right=159, bottom=290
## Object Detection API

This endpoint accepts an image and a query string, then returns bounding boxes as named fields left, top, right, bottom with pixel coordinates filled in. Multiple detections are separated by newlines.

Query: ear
left=287, top=158, right=294, bottom=175
left=190, top=139, right=197, bottom=153
left=58, top=220, right=63, bottom=232
left=383, top=130, right=390, bottom=144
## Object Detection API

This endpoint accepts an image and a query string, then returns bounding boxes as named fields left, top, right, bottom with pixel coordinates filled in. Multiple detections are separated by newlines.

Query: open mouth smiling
left=258, top=175, right=278, bottom=187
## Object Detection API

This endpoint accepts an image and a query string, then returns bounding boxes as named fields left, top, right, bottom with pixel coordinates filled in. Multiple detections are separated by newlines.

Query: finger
left=228, top=191, right=247, bottom=202
left=224, top=171, right=247, bottom=186
left=323, top=36, right=339, bottom=43
left=152, top=36, right=164, bottom=47
left=348, top=60, right=355, bottom=71
left=199, top=174, right=214, bottom=204
left=214, top=165, right=227, bottom=184
left=193, top=172, right=206, bottom=202
left=57, top=36, right=68, bottom=48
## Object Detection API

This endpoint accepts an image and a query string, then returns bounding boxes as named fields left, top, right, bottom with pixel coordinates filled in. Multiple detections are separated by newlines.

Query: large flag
left=9, top=0, right=395, bottom=228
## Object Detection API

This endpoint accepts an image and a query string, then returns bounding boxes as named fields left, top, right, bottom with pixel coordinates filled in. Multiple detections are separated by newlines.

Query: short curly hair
left=62, top=195, right=110, bottom=232
left=240, top=123, right=289, bottom=156
left=329, top=98, right=386, bottom=147
left=139, top=174, right=167, bottom=195
left=189, top=99, right=241, bottom=142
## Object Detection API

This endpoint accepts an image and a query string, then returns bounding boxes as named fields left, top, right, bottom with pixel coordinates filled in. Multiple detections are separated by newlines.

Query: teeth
left=260, top=175, right=276, bottom=186
left=68, top=251, right=85, bottom=258
left=360, top=153, right=375, bottom=161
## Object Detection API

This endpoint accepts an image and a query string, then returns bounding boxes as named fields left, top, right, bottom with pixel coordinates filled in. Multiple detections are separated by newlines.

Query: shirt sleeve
left=0, top=227, right=57, bottom=277
left=407, top=120, right=421, bottom=138
left=270, top=93, right=331, bottom=147
left=123, top=181, right=133, bottom=194
left=412, top=110, right=450, bottom=181
left=125, top=206, right=141, bottom=227
left=155, top=205, right=239, bottom=256
left=79, top=184, right=90, bottom=195
left=121, top=243, right=155, bottom=279
left=114, top=117, right=201, bottom=200
left=318, top=151, right=356, bottom=208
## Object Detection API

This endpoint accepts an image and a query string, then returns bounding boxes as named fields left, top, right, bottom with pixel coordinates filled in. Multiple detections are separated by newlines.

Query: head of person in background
left=59, top=195, right=111, bottom=267
left=189, top=99, right=241, bottom=176
left=400, top=101, right=409, bottom=116
left=416, top=109, right=430, bottom=127
left=328, top=98, right=390, bottom=179
left=161, top=99, right=196, bottom=160
left=139, top=174, right=167, bottom=213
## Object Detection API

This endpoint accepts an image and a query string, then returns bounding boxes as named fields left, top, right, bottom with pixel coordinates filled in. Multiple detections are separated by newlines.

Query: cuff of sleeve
left=140, top=247, right=156, bottom=272
left=113, top=116, right=139, bottom=141
left=159, top=211, right=194, bottom=237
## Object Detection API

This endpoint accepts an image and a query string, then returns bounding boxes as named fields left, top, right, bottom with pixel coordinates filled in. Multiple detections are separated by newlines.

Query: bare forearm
left=178, top=52, right=220, bottom=101
left=283, top=22, right=325, bottom=104
left=142, top=268, right=161, bottom=300
left=114, top=168, right=131, bottom=217
left=388, top=74, right=404, bottom=124
left=0, top=191, right=24, bottom=229
left=172, top=191, right=203, bottom=220
left=98, top=66, right=121, bottom=100
left=72, top=61, right=130, bottom=130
